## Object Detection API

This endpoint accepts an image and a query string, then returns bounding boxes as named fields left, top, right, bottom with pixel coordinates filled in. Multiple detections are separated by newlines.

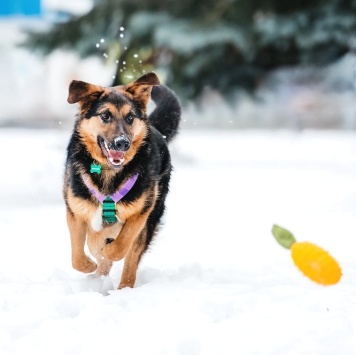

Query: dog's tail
left=149, top=85, right=181, bottom=143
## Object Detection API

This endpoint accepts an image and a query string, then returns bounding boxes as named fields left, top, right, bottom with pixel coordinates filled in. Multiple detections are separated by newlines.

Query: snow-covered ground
left=1, top=128, right=356, bottom=355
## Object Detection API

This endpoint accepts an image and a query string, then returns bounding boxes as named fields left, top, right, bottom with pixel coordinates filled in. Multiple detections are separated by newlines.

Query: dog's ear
left=67, top=80, right=104, bottom=104
left=124, top=72, right=160, bottom=108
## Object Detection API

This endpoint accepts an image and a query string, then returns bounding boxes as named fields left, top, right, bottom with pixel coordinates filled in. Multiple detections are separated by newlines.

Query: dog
left=64, top=72, right=181, bottom=289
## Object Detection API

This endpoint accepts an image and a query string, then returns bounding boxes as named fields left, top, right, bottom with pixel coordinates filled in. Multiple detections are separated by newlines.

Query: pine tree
left=24, top=0, right=356, bottom=101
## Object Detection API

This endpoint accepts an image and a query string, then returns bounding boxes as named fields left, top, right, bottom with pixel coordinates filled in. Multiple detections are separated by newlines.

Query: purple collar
left=82, top=173, right=139, bottom=203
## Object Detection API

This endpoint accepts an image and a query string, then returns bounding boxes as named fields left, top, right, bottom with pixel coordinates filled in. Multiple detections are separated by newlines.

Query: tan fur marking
left=66, top=187, right=99, bottom=225
left=77, top=119, right=105, bottom=164
left=116, top=189, right=148, bottom=222
left=95, top=102, right=131, bottom=119
left=114, top=102, right=131, bottom=117
left=123, top=118, right=147, bottom=164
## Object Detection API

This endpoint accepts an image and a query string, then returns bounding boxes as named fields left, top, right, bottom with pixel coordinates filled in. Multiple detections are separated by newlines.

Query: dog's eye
left=125, top=114, right=134, bottom=125
left=100, top=112, right=111, bottom=122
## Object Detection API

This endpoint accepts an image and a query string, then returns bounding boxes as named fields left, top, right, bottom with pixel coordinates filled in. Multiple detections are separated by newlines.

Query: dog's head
left=67, top=72, right=160, bottom=169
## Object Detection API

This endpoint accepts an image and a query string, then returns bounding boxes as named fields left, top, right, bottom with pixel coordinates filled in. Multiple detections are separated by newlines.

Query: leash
left=82, top=172, right=139, bottom=224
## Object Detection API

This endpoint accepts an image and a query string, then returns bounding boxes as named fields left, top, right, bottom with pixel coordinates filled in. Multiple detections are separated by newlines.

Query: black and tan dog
left=64, top=72, right=180, bottom=289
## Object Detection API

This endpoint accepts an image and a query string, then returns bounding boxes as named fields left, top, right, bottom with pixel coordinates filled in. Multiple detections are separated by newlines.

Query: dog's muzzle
left=99, top=135, right=131, bottom=168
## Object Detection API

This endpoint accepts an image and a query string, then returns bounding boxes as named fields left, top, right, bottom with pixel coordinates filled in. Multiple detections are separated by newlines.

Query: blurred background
left=1, top=0, right=356, bottom=129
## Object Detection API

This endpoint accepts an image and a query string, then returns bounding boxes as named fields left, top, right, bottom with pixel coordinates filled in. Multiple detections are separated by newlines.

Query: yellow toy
left=272, top=224, right=342, bottom=285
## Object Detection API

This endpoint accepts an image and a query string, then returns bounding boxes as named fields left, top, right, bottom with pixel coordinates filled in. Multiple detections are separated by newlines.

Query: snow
left=43, top=0, right=93, bottom=16
left=1, top=128, right=356, bottom=354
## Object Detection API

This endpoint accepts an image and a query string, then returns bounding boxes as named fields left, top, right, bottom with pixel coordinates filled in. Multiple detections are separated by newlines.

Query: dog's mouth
left=98, top=137, right=125, bottom=168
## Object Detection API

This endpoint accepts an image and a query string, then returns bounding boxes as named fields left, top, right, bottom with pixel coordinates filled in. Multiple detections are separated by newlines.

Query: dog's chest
left=90, top=205, right=123, bottom=232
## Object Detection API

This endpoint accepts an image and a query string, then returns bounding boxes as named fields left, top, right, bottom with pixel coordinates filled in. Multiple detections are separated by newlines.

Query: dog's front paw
left=72, top=256, right=97, bottom=273
left=101, top=242, right=122, bottom=261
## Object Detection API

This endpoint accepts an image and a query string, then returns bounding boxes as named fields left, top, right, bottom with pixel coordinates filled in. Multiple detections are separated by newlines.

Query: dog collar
left=82, top=173, right=139, bottom=224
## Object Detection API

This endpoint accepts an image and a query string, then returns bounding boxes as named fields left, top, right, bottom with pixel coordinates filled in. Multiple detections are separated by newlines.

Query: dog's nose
left=114, top=136, right=131, bottom=151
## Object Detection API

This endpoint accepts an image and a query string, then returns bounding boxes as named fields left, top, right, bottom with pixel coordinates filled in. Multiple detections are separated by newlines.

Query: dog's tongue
left=108, top=150, right=124, bottom=160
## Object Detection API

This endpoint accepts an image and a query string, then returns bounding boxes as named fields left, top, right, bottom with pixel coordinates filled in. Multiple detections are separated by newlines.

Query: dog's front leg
left=101, top=211, right=150, bottom=262
left=67, top=209, right=97, bottom=273
left=118, top=228, right=148, bottom=289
